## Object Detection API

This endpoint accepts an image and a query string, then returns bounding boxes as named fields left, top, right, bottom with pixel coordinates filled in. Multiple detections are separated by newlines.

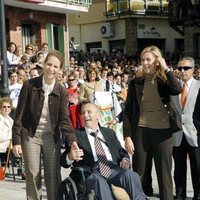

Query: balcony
left=105, top=0, right=169, bottom=17
left=168, top=0, right=200, bottom=35
left=4, top=0, right=92, bottom=14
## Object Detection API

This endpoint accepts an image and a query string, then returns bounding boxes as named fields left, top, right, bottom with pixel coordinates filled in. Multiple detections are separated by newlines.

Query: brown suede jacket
left=12, top=75, right=75, bottom=146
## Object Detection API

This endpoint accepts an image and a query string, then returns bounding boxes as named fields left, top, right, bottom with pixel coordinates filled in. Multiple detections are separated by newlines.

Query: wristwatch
left=165, top=68, right=170, bottom=74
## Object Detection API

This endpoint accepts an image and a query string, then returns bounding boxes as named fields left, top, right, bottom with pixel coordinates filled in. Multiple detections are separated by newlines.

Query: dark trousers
left=86, top=162, right=146, bottom=200
left=132, top=152, right=153, bottom=196
left=173, top=134, right=200, bottom=200
left=198, top=135, right=200, bottom=157
left=134, top=127, right=173, bottom=200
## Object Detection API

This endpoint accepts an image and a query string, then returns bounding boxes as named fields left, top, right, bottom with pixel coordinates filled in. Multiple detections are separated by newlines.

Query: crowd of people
left=0, top=42, right=200, bottom=200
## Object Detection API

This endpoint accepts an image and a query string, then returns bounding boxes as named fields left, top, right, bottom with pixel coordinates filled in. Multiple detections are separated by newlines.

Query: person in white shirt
left=7, top=42, right=18, bottom=67
left=8, top=69, right=22, bottom=111
left=0, top=98, right=13, bottom=166
left=78, top=66, right=86, bottom=84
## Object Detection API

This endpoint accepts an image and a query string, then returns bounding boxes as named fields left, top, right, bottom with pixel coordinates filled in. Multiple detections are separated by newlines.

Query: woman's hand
left=106, top=119, right=117, bottom=128
left=156, top=57, right=168, bottom=71
left=125, top=137, right=135, bottom=155
left=12, top=145, right=23, bottom=157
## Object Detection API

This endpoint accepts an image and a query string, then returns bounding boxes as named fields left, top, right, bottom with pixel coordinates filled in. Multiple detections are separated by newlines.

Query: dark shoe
left=144, top=190, right=154, bottom=197
left=21, top=173, right=26, bottom=180
left=17, top=168, right=22, bottom=176
left=174, top=197, right=185, bottom=200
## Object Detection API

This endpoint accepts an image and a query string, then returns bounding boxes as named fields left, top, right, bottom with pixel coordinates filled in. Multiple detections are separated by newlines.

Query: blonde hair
left=140, top=45, right=167, bottom=81
left=0, top=97, right=13, bottom=109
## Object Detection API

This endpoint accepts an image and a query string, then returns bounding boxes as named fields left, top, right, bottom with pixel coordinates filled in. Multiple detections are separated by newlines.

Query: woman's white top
left=0, top=114, right=13, bottom=152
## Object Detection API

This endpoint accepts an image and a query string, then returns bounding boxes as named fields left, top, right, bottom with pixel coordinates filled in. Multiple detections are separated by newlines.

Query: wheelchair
left=57, top=166, right=135, bottom=200
left=57, top=166, right=95, bottom=200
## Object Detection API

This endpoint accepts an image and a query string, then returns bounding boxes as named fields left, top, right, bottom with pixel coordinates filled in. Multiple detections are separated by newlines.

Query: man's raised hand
left=69, top=141, right=84, bottom=162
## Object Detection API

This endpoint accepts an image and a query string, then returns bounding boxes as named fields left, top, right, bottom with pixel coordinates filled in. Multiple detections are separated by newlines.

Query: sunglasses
left=27, top=48, right=33, bottom=50
left=177, top=66, right=193, bottom=71
left=68, top=79, right=75, bottom=82
left=2, top=106, right=11, bottom=108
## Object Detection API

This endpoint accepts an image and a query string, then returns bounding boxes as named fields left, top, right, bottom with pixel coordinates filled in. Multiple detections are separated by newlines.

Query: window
left=21, top=22, right=38, bottom=52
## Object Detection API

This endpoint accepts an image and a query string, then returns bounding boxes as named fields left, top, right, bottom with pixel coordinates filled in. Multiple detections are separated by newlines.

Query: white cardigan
left=0, top=114, right=13, bottom=152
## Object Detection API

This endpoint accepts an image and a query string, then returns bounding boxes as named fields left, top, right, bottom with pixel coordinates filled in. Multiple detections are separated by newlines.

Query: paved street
left=0, top=160, right=193, bottom=200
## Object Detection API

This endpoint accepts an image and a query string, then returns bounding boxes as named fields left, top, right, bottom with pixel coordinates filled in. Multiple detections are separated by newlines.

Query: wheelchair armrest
left=71, top=166, right=86, bottom=186
left=71, top=166, right=84, bottom=173
left=70, top=166, right=87, bottom=196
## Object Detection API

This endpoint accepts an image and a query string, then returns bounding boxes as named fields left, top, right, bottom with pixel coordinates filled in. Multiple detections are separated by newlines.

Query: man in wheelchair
left=61, top=103, right=146, bottom=199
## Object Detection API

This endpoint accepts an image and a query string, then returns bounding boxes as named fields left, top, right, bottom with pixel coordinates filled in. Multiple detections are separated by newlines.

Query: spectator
left=23, top=44, right=34, bottom=62
left=41, top=43, right=49, bottom=58
left=194, top=64, right=200, bottom=80
left=79, top=68, right=104, bottom=103
left=7, top=42, right=18, bottom=67
left=56, top=69, right=64, bottom=83
left=8, top=69, right=22, bottom=112
left=0, top=97, right=13, bottom=166
left=29, top=67, right=40, bottom=79
left=14, top=45, right=23, bottom=65
left=99, top=68, right=108, bottom=91
left=67, top=74, right=84, bottom=129
left=36, top=51, right=45, bottom=65
left=78, top=66, right=85, bottom=84
left=17, top=68, right=27, bottom=84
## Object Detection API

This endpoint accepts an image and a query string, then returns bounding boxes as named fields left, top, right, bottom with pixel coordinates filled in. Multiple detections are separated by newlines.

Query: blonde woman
left=0, top=98, right=13, bottom=166
left=123, top=46, right=182, bottom=200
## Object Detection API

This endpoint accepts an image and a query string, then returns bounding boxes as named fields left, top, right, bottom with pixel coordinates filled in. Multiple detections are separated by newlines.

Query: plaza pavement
left=0, top=160, right=193, bottom=200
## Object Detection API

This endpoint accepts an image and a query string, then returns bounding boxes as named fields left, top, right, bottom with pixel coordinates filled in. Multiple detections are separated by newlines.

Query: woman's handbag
left=0, top=140, right=12, bottom=181
left=0, top=166, right=4, bottom=180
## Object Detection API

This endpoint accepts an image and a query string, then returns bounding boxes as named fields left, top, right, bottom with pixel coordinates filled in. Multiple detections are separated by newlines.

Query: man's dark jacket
left=61, top=127, right=129, bottom=179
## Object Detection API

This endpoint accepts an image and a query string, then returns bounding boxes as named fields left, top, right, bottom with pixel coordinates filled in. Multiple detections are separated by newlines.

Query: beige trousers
left=22, top=131, right=61, bottom=200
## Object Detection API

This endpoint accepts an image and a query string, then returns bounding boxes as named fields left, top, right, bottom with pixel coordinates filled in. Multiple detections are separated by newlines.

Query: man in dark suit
left=193, top=88, right=200, bottom=155
left=61, top=103, right=146, bottom=200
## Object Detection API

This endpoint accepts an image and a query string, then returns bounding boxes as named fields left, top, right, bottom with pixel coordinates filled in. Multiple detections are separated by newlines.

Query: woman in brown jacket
left=12, top=50, right=75, bottom=200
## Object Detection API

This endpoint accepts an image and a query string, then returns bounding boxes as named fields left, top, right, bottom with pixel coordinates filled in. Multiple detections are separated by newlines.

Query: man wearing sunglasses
left=170, top=57, right=200, bottom=200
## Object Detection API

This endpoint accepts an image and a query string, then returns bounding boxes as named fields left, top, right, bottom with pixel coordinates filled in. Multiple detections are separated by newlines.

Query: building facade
left=68, top=0, right=185, bottom=58
left=3, top=0, right=92, bottom=64
left=169, top=0, right=200, bottom=62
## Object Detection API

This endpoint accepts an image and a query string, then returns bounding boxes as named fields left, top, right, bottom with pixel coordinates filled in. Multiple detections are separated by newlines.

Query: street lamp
left=0, top=0, right=10, bottom=97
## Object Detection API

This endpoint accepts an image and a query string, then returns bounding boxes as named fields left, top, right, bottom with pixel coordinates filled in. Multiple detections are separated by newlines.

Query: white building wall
left=137, top=18, right=183, bottom=52
left=69, top=19, right=125, bottom=51
left=69, top=17, right=183, bottom=53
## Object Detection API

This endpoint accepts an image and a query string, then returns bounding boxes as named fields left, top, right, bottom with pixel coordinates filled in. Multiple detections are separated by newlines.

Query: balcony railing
left=168, top=0, right=200, bottom=25
left=168, top=0, right=200, bottom=35
left=49, top=0, right=92, bottom=6
left=5, top=0, right=92, bottom=13
left=105, top=0, right=169, bottom=17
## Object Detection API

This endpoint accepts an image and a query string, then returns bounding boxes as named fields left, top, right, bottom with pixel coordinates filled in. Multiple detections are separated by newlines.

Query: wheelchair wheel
left=57, top=176, right=78, bottom=200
